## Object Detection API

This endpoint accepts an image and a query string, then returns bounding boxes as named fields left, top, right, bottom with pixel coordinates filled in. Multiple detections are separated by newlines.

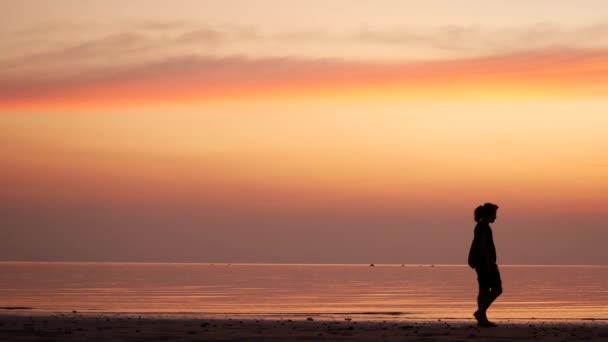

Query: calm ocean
left=1, top=262, right=606, bottom=321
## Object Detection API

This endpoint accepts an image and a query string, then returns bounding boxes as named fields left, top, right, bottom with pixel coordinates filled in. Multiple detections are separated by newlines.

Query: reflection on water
left=0, top=263, right=607, bottom=320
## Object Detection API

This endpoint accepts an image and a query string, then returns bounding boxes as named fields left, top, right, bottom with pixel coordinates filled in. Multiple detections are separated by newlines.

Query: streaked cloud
left=2, top=47, right=608, bottom=110
left=6, top=21, right=608, bottom=64
left=4, top=20, right=608, bottom=88
left=133, top=20, right=190, bottom=31
left=352, top=22, right=608, bottom=52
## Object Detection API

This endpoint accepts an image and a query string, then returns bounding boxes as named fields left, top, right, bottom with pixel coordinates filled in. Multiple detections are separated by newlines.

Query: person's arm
left=477, top=230, right=492, bottom=273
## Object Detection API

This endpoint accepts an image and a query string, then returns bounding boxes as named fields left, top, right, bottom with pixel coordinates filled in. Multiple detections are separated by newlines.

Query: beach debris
left=370, top=264, right=375, bottom=266
left=306, top=317, right=314, bottom=321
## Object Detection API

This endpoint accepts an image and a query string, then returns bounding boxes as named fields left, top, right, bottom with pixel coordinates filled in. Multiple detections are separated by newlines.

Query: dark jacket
left=468, top=222, right=496, bottom=269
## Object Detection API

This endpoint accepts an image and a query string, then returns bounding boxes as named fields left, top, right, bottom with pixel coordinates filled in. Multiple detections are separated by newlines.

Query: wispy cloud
left=4, top=21, right=608, bottom=110
left=6, top=21, right=608, bottom=66
left=351, top=22, right=608, bottom=52
left=2, top=47, right=608, bottom=110
left=133, top=20, right=190, bottom=31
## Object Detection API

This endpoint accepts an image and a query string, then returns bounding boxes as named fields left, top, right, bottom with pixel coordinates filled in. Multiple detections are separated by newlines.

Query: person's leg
left=475, top=286, right=492, bottom=321
left=475, top=268, right=492, bottom=319
left=481, top=267, right=502, bottom=326
left=486, top=266, right=503, bottom=309
left=475, top=287, right=501, bottom=327
left=488, top=286, right=503, bottom=306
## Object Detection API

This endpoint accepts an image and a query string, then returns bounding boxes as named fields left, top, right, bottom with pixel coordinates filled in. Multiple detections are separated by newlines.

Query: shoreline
left=1, top=313, right=607, bottom=341
left=3, top=308, right=608, bottom=323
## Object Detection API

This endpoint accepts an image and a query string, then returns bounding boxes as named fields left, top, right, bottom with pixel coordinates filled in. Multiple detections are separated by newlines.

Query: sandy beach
left=1, top=313, right=607, bottom=341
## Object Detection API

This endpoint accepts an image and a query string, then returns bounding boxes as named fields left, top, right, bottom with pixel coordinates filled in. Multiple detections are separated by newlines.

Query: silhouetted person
left=468, top=203, right=502, bottom=327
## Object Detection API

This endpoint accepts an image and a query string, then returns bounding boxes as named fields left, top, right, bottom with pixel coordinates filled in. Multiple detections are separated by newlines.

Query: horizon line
left=0, top=261, right=605, bottom=267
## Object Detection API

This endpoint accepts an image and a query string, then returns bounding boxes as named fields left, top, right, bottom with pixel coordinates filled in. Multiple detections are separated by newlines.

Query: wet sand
left=1, top=313, right=607, bottom=341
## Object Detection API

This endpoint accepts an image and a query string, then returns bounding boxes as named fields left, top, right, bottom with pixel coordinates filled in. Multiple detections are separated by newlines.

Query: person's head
left=474, top=203, right=499, bottom=223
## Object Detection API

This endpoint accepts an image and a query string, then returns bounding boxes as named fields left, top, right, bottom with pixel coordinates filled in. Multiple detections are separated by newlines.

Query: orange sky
left=2, top=1, right=608, bottom=264
left=3, top=49, right=608, bottom=111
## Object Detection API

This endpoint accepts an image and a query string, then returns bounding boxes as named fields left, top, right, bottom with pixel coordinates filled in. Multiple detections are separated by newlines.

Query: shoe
left=474, top=311, right=497, bottom=327
left=477, top=320, right=498, bottom=328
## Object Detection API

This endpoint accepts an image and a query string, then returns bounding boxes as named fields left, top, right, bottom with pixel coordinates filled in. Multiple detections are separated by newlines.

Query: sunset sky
left=2, top=0, right=608, bottom=264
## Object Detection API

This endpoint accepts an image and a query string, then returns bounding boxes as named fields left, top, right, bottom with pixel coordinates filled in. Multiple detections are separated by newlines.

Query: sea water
left=1, top=262, right=606, bottom=321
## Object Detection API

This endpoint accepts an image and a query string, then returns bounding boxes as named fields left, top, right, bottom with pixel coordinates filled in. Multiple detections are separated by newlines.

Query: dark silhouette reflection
left=468, top=202, right=502, bottom=327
